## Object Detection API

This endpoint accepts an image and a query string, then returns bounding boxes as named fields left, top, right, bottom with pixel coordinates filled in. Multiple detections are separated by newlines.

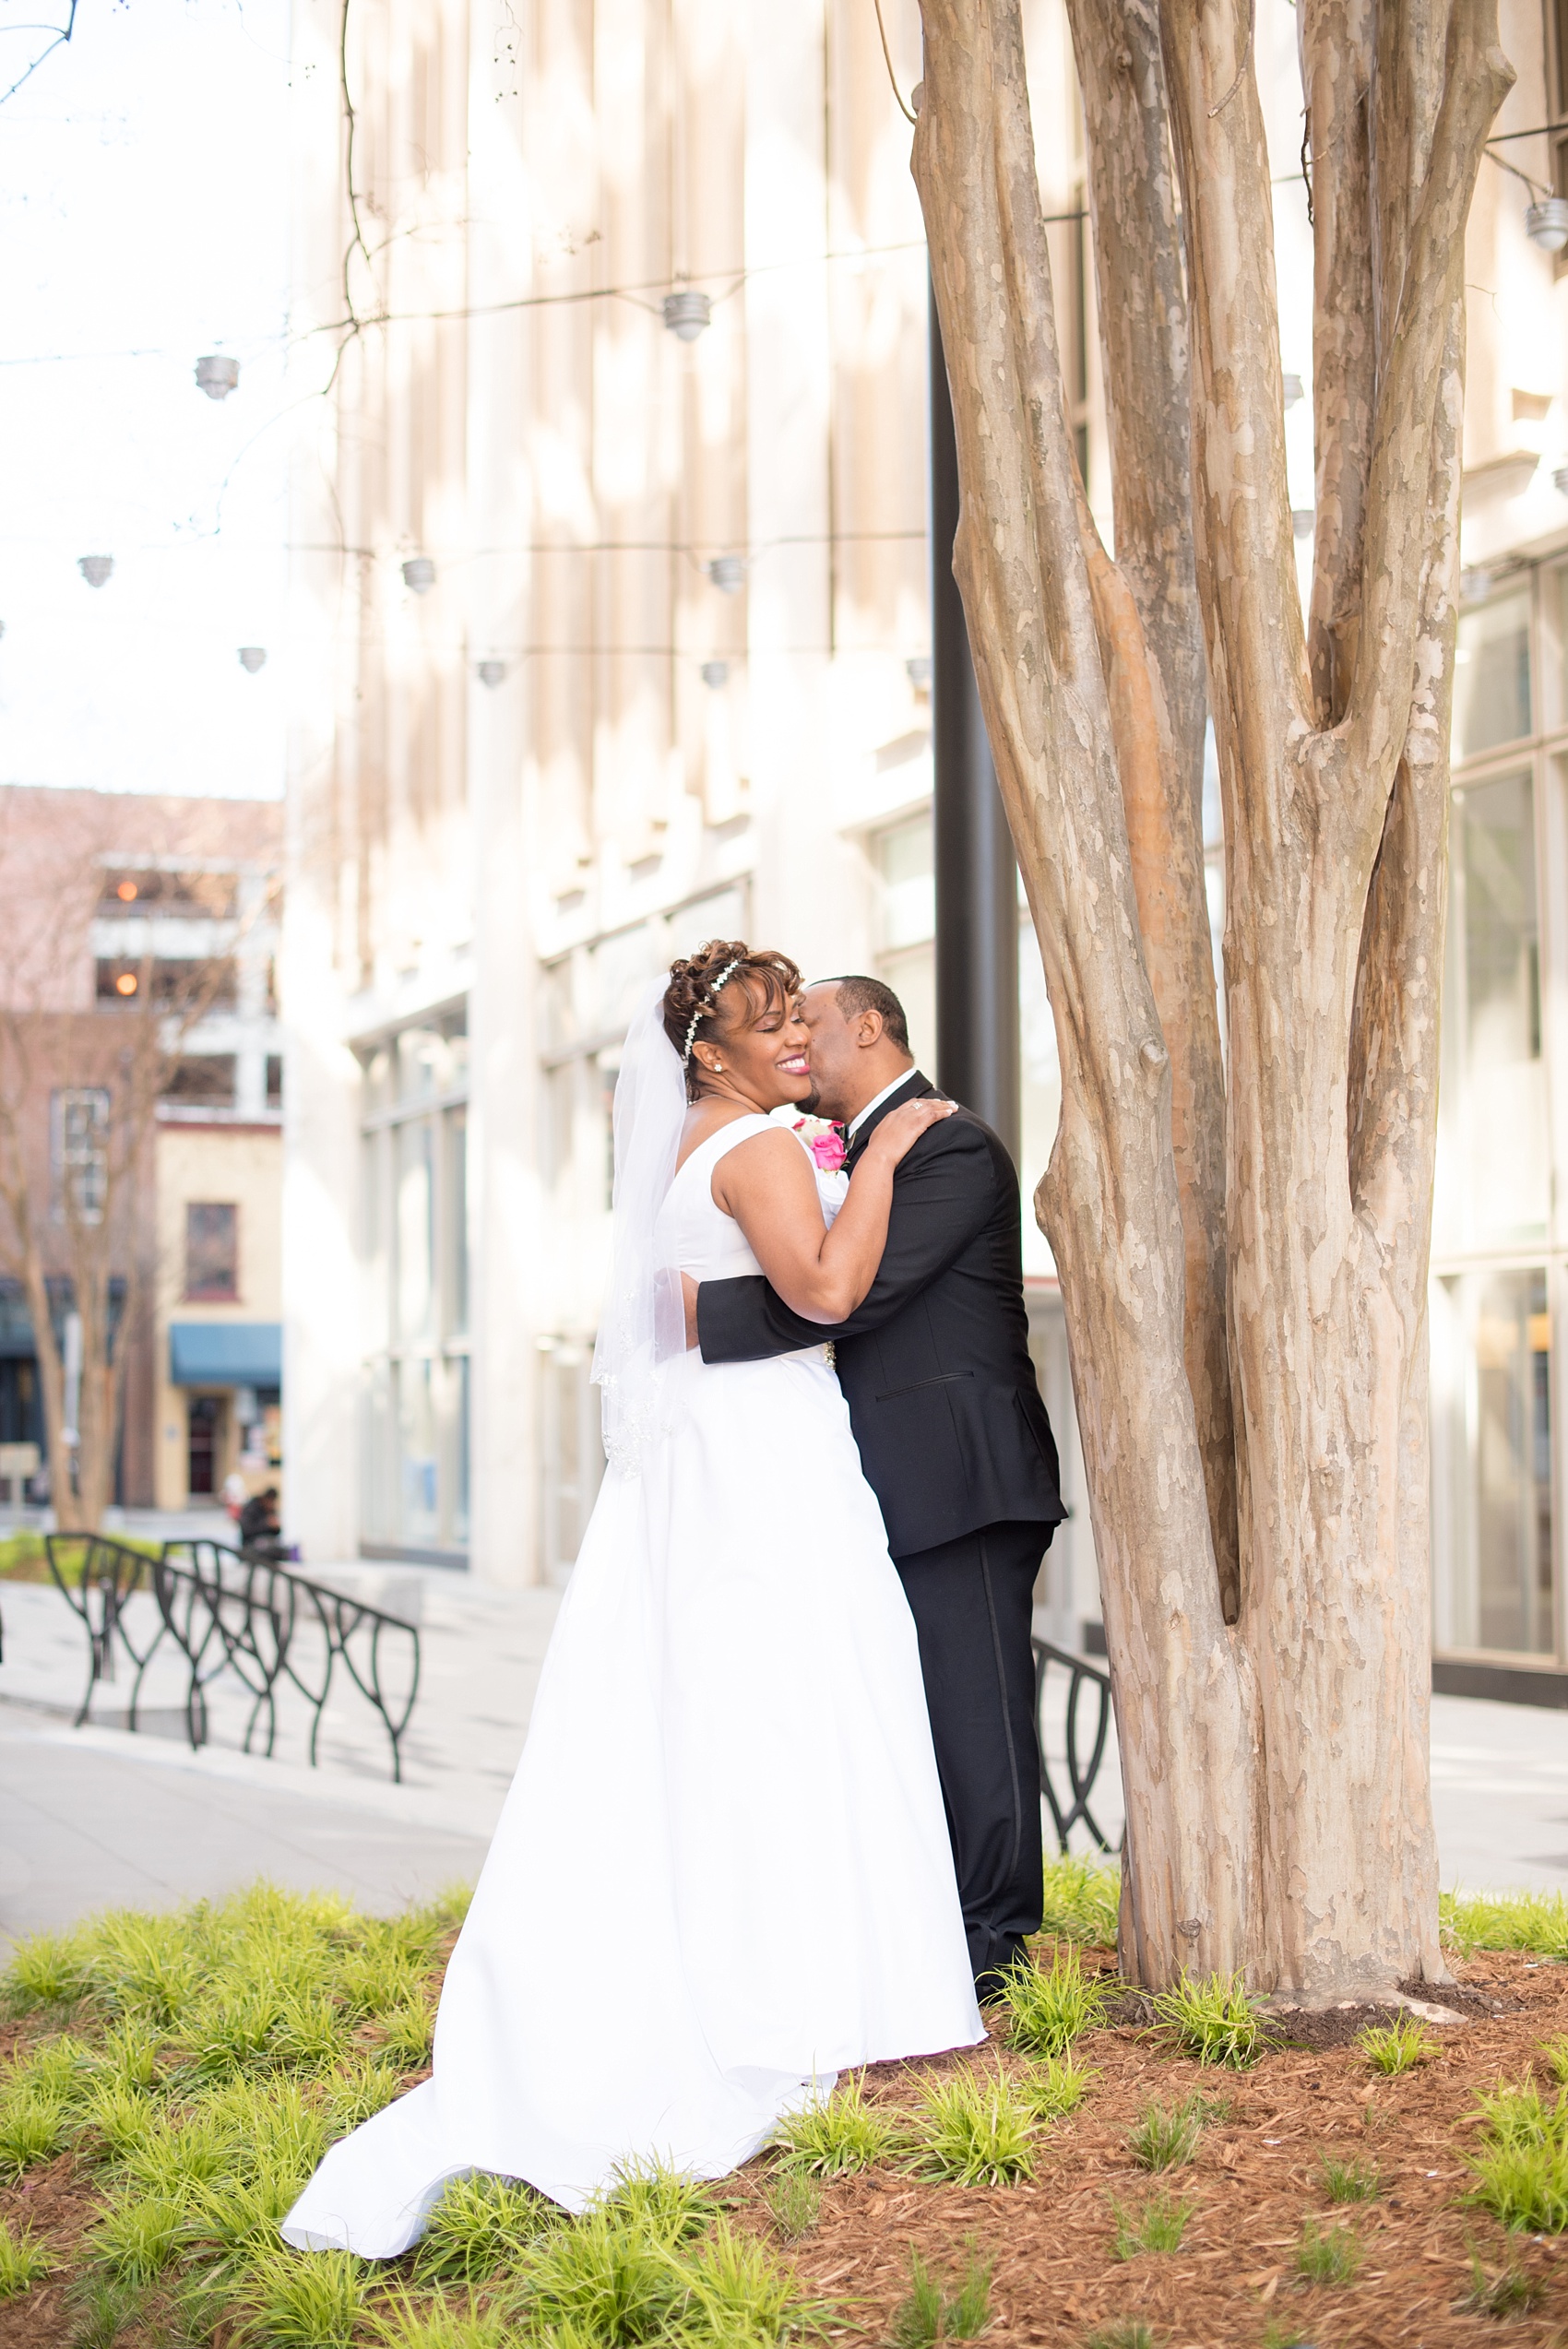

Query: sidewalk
left=6, top=1563, right=1568, bottom=1954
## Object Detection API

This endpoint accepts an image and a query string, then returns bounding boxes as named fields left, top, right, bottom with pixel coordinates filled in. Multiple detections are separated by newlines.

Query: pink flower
left=801, top=1125, right=846, bottom=1171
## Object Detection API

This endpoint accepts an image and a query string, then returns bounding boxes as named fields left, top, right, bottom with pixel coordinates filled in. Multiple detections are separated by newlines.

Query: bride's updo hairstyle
left=663, top=939, right=803, bottom=1101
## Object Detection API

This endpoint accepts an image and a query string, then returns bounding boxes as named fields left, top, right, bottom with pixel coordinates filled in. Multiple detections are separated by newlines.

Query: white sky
left=0, top=0, right=290, bottom=798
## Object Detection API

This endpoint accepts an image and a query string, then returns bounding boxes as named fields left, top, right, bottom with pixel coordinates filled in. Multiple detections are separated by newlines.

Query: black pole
left=929, top=283, right=1019, bottom=1163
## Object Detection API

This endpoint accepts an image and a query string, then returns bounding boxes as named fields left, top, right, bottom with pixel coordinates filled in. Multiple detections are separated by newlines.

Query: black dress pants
left=892, top=1519, right=1050, bottom=1984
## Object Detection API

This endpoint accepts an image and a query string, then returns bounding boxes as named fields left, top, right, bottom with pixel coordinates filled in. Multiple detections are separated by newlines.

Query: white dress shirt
left=847, top=1067, right=919, bottom=1144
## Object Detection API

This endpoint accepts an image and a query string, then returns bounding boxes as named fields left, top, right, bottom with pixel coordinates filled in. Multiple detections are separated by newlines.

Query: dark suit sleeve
left=696, top=1119, right=998, bottom=1364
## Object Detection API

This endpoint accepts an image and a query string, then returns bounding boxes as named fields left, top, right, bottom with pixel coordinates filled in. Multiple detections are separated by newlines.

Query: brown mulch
left=4, top=1948, right=1568, bottom=2345
left=720, top=1947, right=1568, bottom=2345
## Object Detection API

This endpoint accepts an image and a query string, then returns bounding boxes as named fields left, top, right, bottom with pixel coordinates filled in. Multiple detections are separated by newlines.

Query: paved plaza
left=4, top=1560, right=1568, bottom=1954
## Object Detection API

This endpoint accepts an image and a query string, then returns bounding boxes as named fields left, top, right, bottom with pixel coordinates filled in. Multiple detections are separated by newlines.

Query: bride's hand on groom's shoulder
left=862, top=1097, right=956, bottom=1171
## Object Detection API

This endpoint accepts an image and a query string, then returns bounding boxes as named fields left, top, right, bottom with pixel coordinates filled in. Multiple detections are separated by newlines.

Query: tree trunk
left=1064, top=0, right=1237, bottom=1624
left=913, top=0, right=1256, bottom=1990
left=914, top=0, right=1511, bottom=1992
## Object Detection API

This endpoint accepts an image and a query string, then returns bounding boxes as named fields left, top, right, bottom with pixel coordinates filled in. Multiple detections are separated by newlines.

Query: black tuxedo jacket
left=695, top=1071, right=1067, bottom=1559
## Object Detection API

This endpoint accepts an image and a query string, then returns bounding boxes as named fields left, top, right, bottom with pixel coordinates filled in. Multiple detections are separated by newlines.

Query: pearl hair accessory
left=680, top=956, right=745, bottom=1066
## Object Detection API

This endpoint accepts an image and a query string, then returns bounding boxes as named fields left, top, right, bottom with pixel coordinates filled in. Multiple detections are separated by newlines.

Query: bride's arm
left=712, top=1101, right=954, bottom=1323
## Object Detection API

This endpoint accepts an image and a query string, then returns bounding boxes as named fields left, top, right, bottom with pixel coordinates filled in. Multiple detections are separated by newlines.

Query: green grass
left=1295, top=2216, right=1361, bottom=2284
left=1037, top=1855, right=1121, bottom=1948
left=1357, top=2014, right=1436, bottom=2075
left=907, top=2062, right=1037, bottom=2189
left=1462, top=2246, right=1544, bottom=2317
left=1464, top=2074, right=1568, bottom=2231
left=1443, top=1886, right=1568, bottom=1961
left=413, top=2173, right=552, bottom=2284
left=1126, top=2094, right=1204, bottom=2173
left=1318, top=2153, right=1380, bottom=2202
left=368, top=2291, right=517, bottom=2347
left=1149, top=1971, right=1265, bottom=2068
left=85, top=2189, right=184, bottom=2285
left=759, top=2169, right=821, bottom=2241
left=888, top=2243, right=993, bottom=2344
left=992, top=1944, right=1109, bottom=2058
left=1083, top=2323, right=1155, bottom=2349
left=229, top=2243, right=370, bottom=2347
left=1108, top=2189, right=1192, bottom=2258
left=771, top=2075, right=902, bottom=2177
left=0, top=2216, right=55, bottom=2296
left=1016, top=2052, right=1094, bottom=2122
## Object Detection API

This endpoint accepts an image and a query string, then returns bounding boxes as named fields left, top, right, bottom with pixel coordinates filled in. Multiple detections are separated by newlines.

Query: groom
left=690, top=975, right=1065, bottom=1994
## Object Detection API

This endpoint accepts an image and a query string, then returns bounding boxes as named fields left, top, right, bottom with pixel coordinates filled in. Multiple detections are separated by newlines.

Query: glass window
left=359, top=1004, right=469, bottom=1554
left=873, top=814, right=935, bottom=951
left=1435, top=770, right=1549, bottom=1251
left=51, top=1089, right=108, bottom=1224
left=1432, top=1268, right=1553, bottom=1655
left=185, top=1204, right=238, bottom=1301
left=1454, top=588, right=1531, bottom=762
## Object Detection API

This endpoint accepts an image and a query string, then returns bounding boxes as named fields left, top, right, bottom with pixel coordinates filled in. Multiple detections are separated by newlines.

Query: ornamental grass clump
left=0, top=2217, right=54, bottom=2298
left=1150, top=1971, right=1265, bottom=2068
left=1126, top=2094, right=1204, bottom=2173
left=1037, top=1856, right=1121, bottom=1948
left=908, top=2061, right=1037, bottom=2188
left=1318, top=2153, right=1381, bottom=2202
left=681, top=2217, right=830, bottom=2344
left=507, top=2201, right=691, bottom=2341
left=1461, top=2247, right=1543, bottom=2317
left=85, top=2189, right=184, bottom=2285
left=1466, top=2076, right=1568, bottom=2233
left=594, top=2157, right=721, bottom=2247
left=760, top=2168, right=821, bottom=2242
left=993, top=1944, right=1109, bottom=2057
left=229, top=2242, right=370, bottom=2349
left=1109, top=2189, right=1192, bottom=2258
left=772, top=2075, right=901, bottom=2177
left=1017, top=2051, right=1094, bottom=2121
left=1357, top=2015, right=1436, bottom=2075
left=1296, top=2217, right=1362, bottom=2285
left=888, top=2242, right=993, bottom=2345
left=413, top=2173, right=552, bottom=2284
left=368, top=2289, right=517, bottom=2347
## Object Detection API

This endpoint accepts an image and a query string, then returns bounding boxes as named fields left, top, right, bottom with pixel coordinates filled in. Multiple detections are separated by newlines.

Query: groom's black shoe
left=974, top=1937, right=1029, bottom=2004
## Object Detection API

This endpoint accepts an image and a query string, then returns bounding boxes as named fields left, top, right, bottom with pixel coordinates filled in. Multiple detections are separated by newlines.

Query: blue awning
left=169, top=1322, right=282, bottom=1389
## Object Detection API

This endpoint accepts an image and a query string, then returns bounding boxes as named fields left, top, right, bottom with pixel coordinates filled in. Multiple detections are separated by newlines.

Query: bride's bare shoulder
left=674, top=1104, right=774, bottom=1174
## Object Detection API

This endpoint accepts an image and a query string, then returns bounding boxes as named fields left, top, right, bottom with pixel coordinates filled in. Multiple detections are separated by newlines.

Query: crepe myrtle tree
left=910, top=0, right=1511, bottom=1995
left=0, top=816, right=246, bottom=1535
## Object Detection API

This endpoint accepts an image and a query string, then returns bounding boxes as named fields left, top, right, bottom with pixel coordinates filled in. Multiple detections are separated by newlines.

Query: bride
left=282, top=940, right=984, bottom=2253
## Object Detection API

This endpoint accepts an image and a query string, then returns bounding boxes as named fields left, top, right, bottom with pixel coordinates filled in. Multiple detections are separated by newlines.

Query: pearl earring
left=713, top=1060, right=723, bottom=1070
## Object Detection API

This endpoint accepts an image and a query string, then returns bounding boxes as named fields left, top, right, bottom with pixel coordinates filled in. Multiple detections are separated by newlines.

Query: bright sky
left=0, top=0, right=290, bottom=798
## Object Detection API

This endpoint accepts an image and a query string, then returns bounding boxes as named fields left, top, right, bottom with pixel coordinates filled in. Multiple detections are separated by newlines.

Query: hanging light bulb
left=706, top=555, right=745, bottom=596
left=237, top=647, right=267, bottom=673
left=1526, top=198, right=1568, bottom=252
left=196, top=354, right=240, bottom=399
left=476, top=659, right=507, bottom=687
left=662, top=290, right=712, bottom=342
left=78, top=556, right=113, bottom=588
left=402, top=556, right=436, bottom=595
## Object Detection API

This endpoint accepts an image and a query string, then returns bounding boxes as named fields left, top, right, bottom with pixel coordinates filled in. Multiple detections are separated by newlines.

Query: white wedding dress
left=282, top=1110, right=981, bottom=2255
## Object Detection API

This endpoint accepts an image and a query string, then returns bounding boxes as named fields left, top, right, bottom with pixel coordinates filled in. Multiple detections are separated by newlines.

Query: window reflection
left=1435, top=770, right=1548, bottom=1251
left=1433, top=1269, right=1553, bottom=1655
left=1454, top=589, right=1531, bottom=761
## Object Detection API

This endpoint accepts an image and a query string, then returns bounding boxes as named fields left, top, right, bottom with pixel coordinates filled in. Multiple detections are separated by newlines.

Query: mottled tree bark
left=1066, top=0, right=1238, bottom=1623
left=914, top=0, right=1256, bottom=1991
left=914, top=0, right=1511, bottom=1992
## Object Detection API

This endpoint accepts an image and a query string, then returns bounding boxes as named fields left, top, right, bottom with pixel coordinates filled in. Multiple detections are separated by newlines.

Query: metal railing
left=1032, top=1636, right=1118, bottom=1854
left=44, top=1534, right=421, bottom=1783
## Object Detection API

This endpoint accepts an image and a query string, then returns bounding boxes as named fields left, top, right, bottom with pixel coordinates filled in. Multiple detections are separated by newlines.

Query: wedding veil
left=590, top=974, right=689, bottom=1474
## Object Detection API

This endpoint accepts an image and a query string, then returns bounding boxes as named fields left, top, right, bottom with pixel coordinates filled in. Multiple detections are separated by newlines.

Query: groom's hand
left=682, top=1273, right=700, bottom=1351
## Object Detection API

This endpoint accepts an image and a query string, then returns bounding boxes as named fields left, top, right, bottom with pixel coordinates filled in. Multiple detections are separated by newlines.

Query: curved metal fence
left=1032, top=1635, right=1118, bottom=1854
left=44, top=1534, right=421, bottom=1783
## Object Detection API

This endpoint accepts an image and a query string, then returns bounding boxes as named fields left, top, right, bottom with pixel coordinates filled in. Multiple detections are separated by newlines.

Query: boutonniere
left=792, top=1115, right=847, bottom=1172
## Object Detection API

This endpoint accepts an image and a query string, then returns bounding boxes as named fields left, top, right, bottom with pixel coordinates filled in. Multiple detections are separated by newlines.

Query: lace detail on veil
left=590, top=977, right=688, bottom=1476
